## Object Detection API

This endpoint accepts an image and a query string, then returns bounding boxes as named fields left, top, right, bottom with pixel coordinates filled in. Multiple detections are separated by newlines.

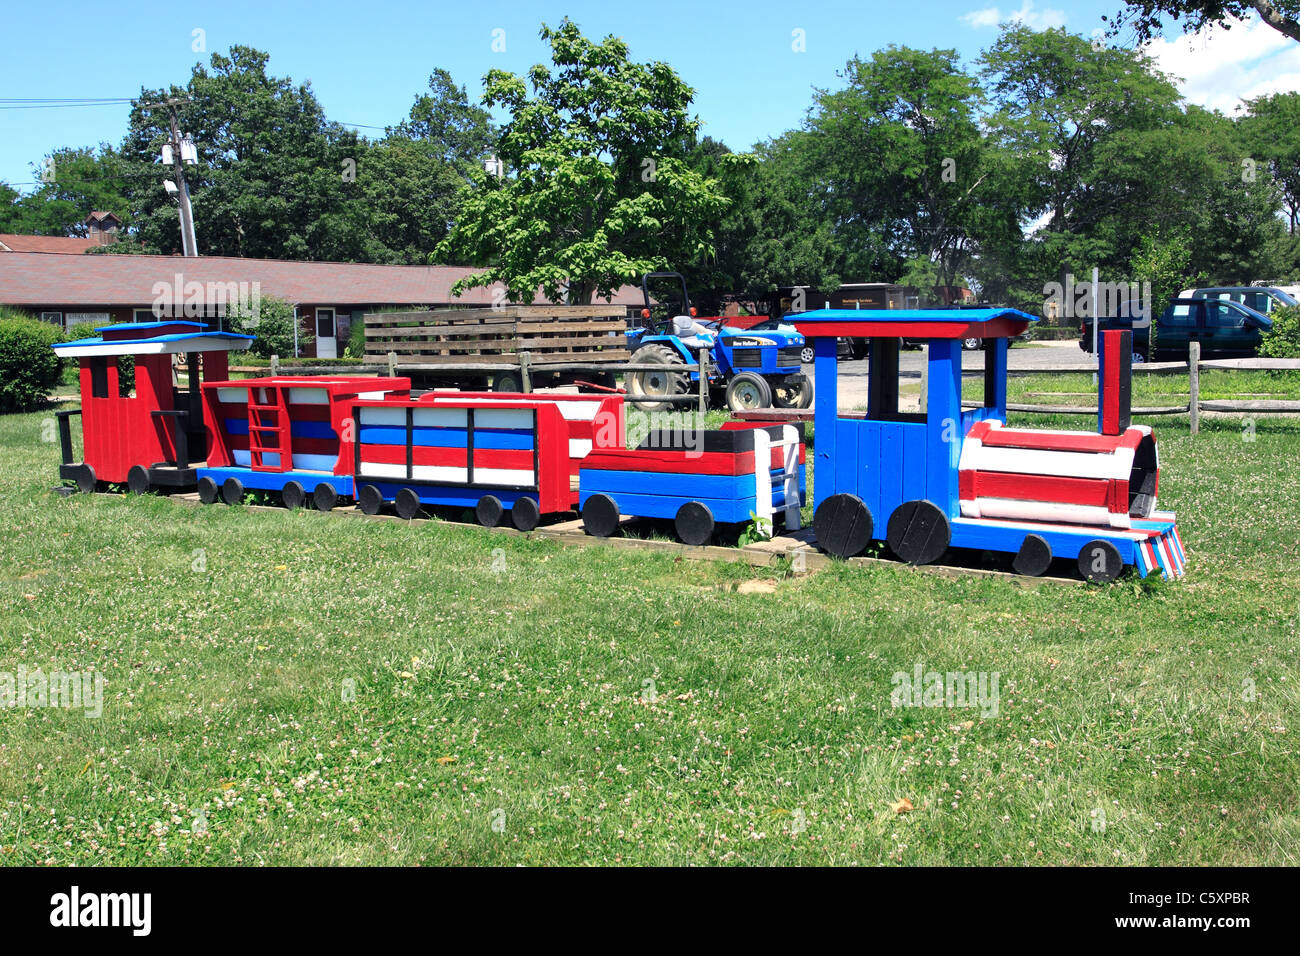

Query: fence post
left=1188, top=341, right=1200, bottom=436
left=519, top=351, right=533, bottom=393
left=698, top=348, right=710, bottom=415
left=387, top=351, right=397, bottom=378
left=270, top=353, right=279, bottom=376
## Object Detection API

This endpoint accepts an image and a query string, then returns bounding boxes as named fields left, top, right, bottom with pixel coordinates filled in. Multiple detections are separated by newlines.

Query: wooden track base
left=146, top=491, right=1079, bottom=586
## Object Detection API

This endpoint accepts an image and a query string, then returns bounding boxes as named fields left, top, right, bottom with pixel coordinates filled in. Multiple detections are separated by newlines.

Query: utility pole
left=143, top=97, right=198, bottom=256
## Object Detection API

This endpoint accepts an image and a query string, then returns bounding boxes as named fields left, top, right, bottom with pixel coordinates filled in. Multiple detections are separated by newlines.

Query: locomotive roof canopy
left=53, top=320, right=255, bottom=358
left=786, top=307, right=1039, bottom=340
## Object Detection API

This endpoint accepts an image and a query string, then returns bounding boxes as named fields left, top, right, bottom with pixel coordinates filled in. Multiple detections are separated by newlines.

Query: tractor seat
left=672, top=315, right=712, bottom=350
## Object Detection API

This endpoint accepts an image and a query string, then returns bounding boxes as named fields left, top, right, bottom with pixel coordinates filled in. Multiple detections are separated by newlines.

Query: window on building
left=39, top=312, right=64, bottom=329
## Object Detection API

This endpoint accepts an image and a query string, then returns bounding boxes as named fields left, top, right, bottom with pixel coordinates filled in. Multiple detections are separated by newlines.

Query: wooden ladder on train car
left=247, top=385, right=293, bottom=472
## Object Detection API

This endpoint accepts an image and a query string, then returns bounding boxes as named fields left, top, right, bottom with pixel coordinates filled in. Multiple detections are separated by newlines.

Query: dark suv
left=1081, top=298, right=1272, bottom=360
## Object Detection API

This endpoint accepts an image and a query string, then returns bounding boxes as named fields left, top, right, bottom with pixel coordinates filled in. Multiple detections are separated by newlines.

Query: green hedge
left=1259, top=304, right=1300, bottom=358
left=0, top=310, right=64, bottom=413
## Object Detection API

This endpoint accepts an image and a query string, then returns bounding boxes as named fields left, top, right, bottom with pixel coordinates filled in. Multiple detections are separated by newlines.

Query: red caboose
left=52, top=321, right=254, bottom=493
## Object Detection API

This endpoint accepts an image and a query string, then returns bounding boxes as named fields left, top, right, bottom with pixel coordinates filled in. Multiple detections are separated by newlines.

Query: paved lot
left=833, top=340, right=1095, bottom=409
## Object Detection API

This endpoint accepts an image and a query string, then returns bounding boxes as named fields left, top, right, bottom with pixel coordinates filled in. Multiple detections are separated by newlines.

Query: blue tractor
left=625, top=272, right=813, bottom=412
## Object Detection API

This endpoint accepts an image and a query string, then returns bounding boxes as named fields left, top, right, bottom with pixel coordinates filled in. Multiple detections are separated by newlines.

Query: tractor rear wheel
left=725, top=373, right=772, bottom=412
left=626, top=344, right=688, bottom=412
left=773, top=374, right=814, bottom=410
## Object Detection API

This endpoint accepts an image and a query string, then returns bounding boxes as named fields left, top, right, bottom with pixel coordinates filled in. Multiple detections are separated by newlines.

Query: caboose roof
left=786, top=307, right=1038, bottom=340
left=53, top=329, right=254, bottom=358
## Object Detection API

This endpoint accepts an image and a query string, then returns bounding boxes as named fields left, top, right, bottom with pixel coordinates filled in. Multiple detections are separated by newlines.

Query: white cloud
left=961, top=1, right=1067, bottom=31
left=1144, top=14, right=1300, bottom=114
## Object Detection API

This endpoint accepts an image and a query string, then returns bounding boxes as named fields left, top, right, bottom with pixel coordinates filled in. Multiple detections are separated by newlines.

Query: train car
left=785, top=309, right=1184, bottom=582
left=196, top=375, right=412, bottom=509
left=51, top=321, right=254, bottom=493
left=579, top=422, right=805, bottom=545
left=349, top=392, right=624, bottom=528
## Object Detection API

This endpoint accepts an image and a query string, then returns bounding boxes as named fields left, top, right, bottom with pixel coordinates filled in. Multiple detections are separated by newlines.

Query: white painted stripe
left=230, top=450, right=336, bottom=471
left=358, top=462, right=406, bottom=479
left=412, top=407, right=467, bottom=428
left=357, top=390, right=389, bottom=400
left=476, top=408, right=533, bottom=430
left=474, top=467, right=535, bottom=486
left=555, top=401, right=602, bottom=421
left=969, top=496, right=1120, bottom=528
left=960, top=444, right=1133, bottom=481
left=359, top=406, right=407, bottom=426
left=754, top=428, right=772, bottom=526
left=782, top=424, right=801, bottom=530
left=217, top=387, right=249, bottom=403
left=569, top=438, right=593, bottom=458
left=287, top=387, right=328, bottom=405
left=413, top=465, right=470, bottom=483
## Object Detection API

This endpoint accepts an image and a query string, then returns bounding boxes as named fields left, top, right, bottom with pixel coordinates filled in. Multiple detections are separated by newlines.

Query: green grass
left=980, top=369, right=1300, bottom=408
left=1, top=405, right=1298, bottom=866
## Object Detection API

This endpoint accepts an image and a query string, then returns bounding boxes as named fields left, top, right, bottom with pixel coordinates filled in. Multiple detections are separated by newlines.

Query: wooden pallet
left=365, top=306, right=630, bottom=366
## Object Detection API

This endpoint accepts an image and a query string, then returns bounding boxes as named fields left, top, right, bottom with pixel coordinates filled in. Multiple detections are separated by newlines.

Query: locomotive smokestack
left=1097, top=328, right=1132, bottom=436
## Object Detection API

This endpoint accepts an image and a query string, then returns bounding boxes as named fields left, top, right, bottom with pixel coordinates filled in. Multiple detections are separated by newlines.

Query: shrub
left=345, top=315, right=367, bottom=359
left=0, top=312, right=64, bottom=413
left=1259, top=304, right=1300, bottom=358
left=227, top=295, right=309, bottom=359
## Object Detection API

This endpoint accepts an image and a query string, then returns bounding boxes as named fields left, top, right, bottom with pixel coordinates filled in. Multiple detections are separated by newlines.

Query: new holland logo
left=49, top=886, right=151, bottom=936
left=725, top=337, right=775, bottom=348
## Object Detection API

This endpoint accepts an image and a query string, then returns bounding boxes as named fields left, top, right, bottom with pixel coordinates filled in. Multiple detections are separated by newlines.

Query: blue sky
left=1, top=0, right=1292, bottom=191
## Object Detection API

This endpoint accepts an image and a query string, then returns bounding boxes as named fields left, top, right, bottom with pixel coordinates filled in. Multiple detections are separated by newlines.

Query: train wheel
left=886, top=500, right=951, bottom=566
left=197, top=475, right=219, bottom=504
left=312, top=483, right=338, bottom=512
left=675, top=501, right=715, bottom=546
left=281, top=480, right=306, bottom=510
left=127, top=465, right=151, bottom=495
left=71, top=464, right=96, bottom=495
left=220, top=477, right=244, bottom=506
left=511, top=496, right=540, bottom=532
left=476, top=495, right=503, bottom=527
left=394, top=488, right=422, bottom=520
left=358, top=484, right=384, bottom=516
left=582, top=493, right=620, bottom=538
left=813, top=493, right=873, bottom=558
left=1013, top=533, right=1053, bottom=577
left=1078, top=539, right=1122, bottom=583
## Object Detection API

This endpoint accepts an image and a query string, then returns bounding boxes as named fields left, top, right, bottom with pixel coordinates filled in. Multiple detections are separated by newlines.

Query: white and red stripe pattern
left=958, top=420, right=1159, bottom=529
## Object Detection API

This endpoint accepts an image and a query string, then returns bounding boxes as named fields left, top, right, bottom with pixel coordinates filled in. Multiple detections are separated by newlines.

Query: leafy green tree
left=810, top=46, right=993, bottom=296
left=391, top=68, right=495, bottom=168
left=1107, top=1, right=1300, bottom=44
left=1243, top=92, right=1300, bottom=234
left=0, top=146, right=131, bottom=236
left=226, top=295, right=307, bottom=358
left=121, top=46, right=361, bottom=259
left=438, top=20, right=729, bottom=304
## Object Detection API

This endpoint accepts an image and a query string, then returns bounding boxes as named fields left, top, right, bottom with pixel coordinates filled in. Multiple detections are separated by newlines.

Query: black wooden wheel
left=72, top=464, right=97, bottom=495
left=358, top=484, right=384, bottom=516
left=813, top=493, right=873, bottom=558
left=1013, top=533, right=1053, bottom=577
left=674, top=501, right=715, bottom=546
left=312, top=483, right=338, bottom=512
left=394, top=487, right=422, bottom=520
left=220, top=476, right=244, bottom=506
left=281, top=480, right=306, bottom=510
left=582, top=493, right=620, bottom=538
left=511, top=496, right=540, bottom=531
left=1078, top=539, right=1123, bottom=583
left=476, top=494, right=503, bottom=527
left=886, top=500, right=951, bottom=566
left=197, top=475, right=219, bottom=504
left=127, top=465, right=151, bottom=495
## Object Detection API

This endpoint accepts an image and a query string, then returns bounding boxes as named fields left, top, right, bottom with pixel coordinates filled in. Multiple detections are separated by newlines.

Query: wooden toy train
left=51, top=311, right=1183, bottom=583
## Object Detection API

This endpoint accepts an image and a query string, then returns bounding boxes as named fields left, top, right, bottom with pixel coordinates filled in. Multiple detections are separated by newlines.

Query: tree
left=120, top=46, right=361, bottom=259
left=1243, top=92, right=1300, bottom=234
left=809, top=46, right=995, bottom=297
left=437, top=20, right=729, bottom=304
left=0, top=146, right=131, bottom=236
left=391, top=68, right=495, bottom=168
left=1107, top=1, right=1300, bottom=45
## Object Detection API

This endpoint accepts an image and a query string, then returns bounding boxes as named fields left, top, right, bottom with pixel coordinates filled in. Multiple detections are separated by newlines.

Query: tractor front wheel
left=626, top=344, right=688, bottom=412
left=725, top=373, right=772, bottom=412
